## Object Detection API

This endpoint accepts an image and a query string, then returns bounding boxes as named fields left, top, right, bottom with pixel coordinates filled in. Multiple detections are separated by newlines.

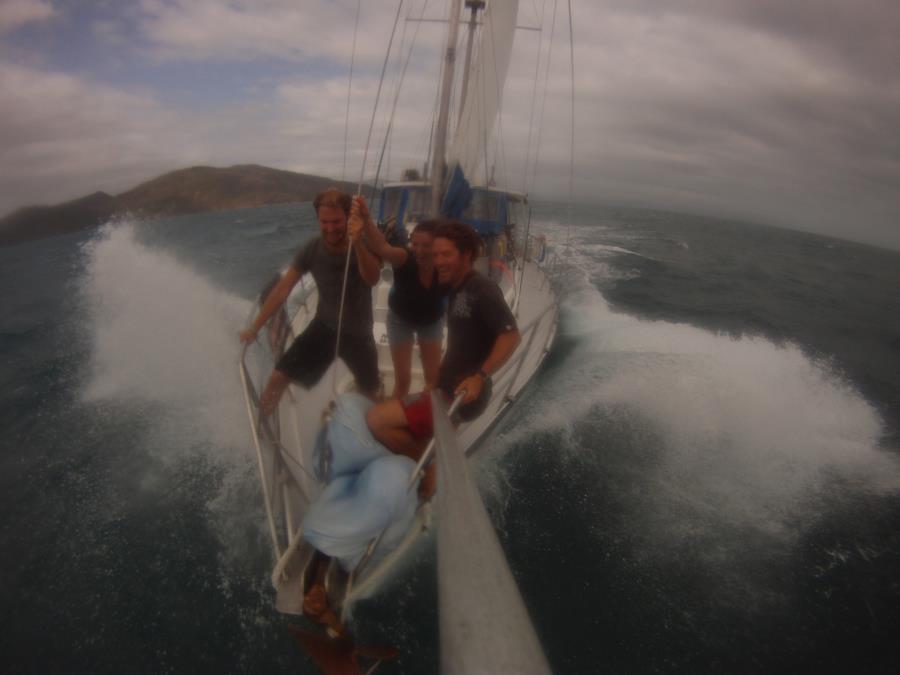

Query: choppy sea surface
left=1, top=201, right=898, bottom=673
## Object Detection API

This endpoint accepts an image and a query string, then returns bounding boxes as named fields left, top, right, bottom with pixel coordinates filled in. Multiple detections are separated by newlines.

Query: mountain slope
left=0, top=165, right=361, bottom=246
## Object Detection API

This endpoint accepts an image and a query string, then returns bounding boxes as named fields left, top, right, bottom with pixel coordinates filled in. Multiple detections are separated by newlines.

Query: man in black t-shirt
left=366, top=221, right=520, bottom=495
left=240, top=189, right=382, bottom=416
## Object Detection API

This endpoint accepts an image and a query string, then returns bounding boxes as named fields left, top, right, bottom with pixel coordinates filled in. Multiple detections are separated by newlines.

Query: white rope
left=333, top=0, right=405, bottom=397
left=341, top=0, right=362, bottom=183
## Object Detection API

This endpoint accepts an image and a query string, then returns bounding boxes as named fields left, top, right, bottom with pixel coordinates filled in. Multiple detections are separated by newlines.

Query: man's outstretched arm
left=239, top=266, right=302, bottom=344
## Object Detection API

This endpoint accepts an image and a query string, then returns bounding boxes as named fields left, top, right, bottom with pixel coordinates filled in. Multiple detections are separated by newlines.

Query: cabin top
left=377, top=182, right=527, bottom=237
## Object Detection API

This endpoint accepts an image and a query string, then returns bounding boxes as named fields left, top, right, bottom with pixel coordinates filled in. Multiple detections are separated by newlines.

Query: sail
left=432, top=392, right=551, bottom=674
left=442, top=0, right=518, bottom=216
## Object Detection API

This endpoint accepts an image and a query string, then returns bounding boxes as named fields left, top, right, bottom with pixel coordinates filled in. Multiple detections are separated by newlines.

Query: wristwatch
left=477, top=368, right=491, bottom=384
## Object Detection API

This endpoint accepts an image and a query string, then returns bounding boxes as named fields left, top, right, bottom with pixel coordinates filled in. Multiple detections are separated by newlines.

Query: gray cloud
left=0, top=0, right=897, bottom=250
left=0, top=0, right=54, bottom=35
left=134, top=0, right=402, bottom=63
left=0, top=62, right=200, bottom=208
left=524, top=0, right=900, bottom=248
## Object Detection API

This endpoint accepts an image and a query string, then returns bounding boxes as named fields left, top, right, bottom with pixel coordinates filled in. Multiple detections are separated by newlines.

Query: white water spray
left=80, top=222, right=253, bottom=457
left=78, top=220, right=279, bottom=608
left=495, top=224, right=898, bottom=556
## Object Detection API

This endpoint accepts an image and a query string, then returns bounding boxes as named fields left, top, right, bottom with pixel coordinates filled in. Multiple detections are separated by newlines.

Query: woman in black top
left=353, top=196, right=446, bottom=398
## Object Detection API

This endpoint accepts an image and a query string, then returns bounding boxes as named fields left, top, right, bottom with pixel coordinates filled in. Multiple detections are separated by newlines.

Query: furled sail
left=442, top=0, right=519, bottom=217
left=432, top=392, right=550, bottom=674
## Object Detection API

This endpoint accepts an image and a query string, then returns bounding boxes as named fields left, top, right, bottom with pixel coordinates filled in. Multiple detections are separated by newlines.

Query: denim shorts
left=386, top=309, right=445, bottom=345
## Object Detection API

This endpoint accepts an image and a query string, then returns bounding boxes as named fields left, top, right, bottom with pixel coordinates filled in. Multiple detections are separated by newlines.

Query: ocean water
left=1, top=202, right=898, bottom=673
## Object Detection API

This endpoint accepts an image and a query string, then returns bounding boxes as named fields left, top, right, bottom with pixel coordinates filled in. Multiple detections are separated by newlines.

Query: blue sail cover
left=441, top=164, right=506, bottom=236
left=441, top=163, right=474, bottom=219
left=303, top=393, right=419, bottom=571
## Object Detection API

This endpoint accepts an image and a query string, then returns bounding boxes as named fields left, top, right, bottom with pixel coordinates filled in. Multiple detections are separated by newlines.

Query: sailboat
left=239, top=0, right=566, bottom=668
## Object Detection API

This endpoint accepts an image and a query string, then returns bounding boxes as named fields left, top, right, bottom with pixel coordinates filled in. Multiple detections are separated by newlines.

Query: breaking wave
left=489, top=226, right=898, bottom=584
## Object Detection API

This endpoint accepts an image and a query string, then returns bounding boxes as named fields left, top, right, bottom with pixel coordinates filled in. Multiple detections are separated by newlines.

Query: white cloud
left=135, top=0, right=400, bottom=64
left=516, top=2, right=900, bottom=248
left=0, top=62, right=203, bottom=209
left=0, top=0, right=54, bottom=35
left=0, top=0, right=897, bottom=249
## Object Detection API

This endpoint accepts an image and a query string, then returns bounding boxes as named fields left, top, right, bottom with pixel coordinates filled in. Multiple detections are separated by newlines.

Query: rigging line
left=341, top=0, right=362, bottom=183
left=334, top=0, right=405, bottom=397
left=377, top=1, right=411, bottom=188
left=522, top=0, right=547, bottom=193
left=467, top=9, right=490, bottom=186
left=369, top=0, right=431, bottom=202
left=529, top=0, right=558, bottom=196
left=479, top=19, right=490, bottom=186
left=487, top=1, right=510, bottom=191
left=383, top=1, right=413, bottom=184
left=423, top=5, right=448, bottom=181
left=566, top=0, right=575, bottom=247
left=493, top=50, right=511, bottom=192
left=446, top=20, right=467, bottom=157
left=355, top=0, right=404, bottom=196
left=432, top=20, right=466, bottom=202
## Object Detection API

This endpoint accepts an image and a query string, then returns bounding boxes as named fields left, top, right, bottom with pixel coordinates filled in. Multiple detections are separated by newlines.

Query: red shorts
left=402, top=380, right=493, bottom=440
left=402, top=392, right=443, bottom=440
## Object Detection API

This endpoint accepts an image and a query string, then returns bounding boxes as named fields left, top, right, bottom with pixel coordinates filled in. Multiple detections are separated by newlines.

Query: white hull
left=240, top=252, right=558, bottom=612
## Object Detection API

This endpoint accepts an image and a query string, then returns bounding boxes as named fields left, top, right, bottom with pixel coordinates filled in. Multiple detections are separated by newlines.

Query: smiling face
left=317, top=205, right=348, bottom=250
left=410, top=230, right=435, bottom=267
left=433, top=236, right=472, bottom=287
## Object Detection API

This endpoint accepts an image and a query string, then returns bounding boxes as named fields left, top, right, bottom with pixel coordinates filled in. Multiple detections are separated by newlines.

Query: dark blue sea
left=2, top=202, right=898, bottom=673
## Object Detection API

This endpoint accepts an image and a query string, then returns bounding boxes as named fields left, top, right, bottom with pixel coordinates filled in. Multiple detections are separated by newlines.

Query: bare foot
left=303, top=583, right=344, bottom=636
left=302, top=583, right=329, bottom=619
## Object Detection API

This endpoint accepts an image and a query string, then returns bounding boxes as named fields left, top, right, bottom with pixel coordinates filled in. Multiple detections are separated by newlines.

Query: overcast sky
left=1, top=0, right=898, bottom=250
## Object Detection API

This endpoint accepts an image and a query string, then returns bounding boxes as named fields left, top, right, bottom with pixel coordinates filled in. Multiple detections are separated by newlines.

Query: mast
left=430, top=0, right=464, bottom=216
left=457, top=1, right=485, bottom=121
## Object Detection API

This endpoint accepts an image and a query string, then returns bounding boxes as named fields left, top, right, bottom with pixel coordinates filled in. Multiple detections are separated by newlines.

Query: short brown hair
left=412, top=219, right=439, bottom=237
left=313, top=187, right=352, bottom=216
left=434, top=220, right=482, bottom=261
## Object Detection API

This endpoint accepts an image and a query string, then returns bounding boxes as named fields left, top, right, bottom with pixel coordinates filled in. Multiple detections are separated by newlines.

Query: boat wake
left=73, top=216, right=898, bottom=631
left=78, top=221, right=272, bottom=574
left=483, top=222, right=899, bottom=607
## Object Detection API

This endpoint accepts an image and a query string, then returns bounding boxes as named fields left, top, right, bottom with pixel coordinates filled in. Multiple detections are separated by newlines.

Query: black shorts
left=275, top=319, right=380, bottom=394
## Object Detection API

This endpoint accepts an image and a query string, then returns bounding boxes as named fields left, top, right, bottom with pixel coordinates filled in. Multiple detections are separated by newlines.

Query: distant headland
left=0, top=164, right=362, bottom=246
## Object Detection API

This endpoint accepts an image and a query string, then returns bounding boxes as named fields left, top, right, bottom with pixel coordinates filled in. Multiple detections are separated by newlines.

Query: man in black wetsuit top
left=366, top=221, right=521, bottom=496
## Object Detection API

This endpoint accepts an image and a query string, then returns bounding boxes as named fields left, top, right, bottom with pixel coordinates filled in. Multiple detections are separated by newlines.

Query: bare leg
left=389, top=341, right=414, bottom=399
left=367, top=398, right=435, bottom=500
left=303, top=551, right=328, bottom=615
left=418, top=338, right=442, bottom=392
left=302, top=552, right=343, bottom=635
left=366, top=399, right=427, bottom=460
left=259, top=369, right=291, bottom=419
left=418, top=464, right=437, bottom=501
